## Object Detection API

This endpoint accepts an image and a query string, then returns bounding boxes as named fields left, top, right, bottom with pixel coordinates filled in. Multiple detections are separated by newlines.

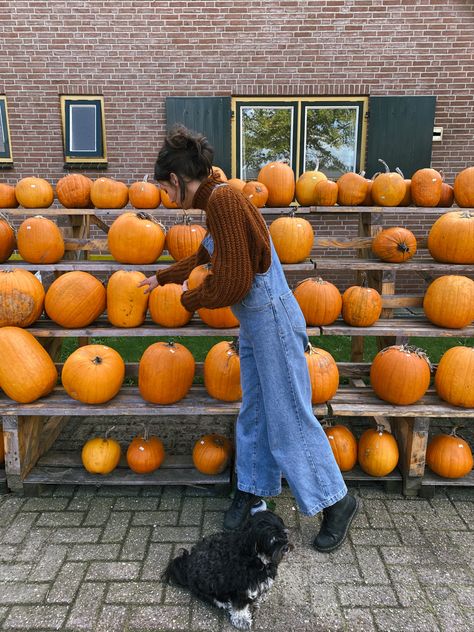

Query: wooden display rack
left=0, top=205, right=473, bottom=497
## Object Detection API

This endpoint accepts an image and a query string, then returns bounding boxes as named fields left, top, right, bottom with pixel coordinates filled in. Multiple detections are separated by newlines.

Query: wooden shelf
left=321, top=317, right=474, bottom=338
left=420, top=469, right=474, bottom=487
left=313, top=258, right=474, bottom=273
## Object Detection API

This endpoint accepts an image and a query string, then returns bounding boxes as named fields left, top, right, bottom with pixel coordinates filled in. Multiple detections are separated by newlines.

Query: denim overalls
left=200, top=206, right=347, bottom=516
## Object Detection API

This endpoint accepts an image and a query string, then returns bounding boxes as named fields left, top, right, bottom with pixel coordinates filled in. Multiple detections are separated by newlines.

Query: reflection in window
left=70, top=104, right=98, bottom=152
left=240, top=106, right=294, bottom=180
left=0, top=96, right=13, bottom=162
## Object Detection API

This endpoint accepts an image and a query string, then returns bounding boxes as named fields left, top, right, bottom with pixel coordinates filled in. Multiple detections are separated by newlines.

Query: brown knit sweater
left=156, top=177, right=271, bottom=312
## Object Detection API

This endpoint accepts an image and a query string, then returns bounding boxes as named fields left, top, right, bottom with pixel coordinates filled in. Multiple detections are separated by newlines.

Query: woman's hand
left=138, top=274, right=159, bottom=294
left=182, top=279, right=189, bottom=292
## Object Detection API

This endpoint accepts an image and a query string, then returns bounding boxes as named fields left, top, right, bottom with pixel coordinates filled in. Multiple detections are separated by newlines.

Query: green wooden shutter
left=365, top=96, right=436, bottom=178
left=165, top=97, right=232, bottom=176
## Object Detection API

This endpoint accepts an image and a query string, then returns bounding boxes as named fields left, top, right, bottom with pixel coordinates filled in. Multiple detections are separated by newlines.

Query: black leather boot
left=223, top=490, right=261, bottom=530
left=313, top=493, right=359, bottom=553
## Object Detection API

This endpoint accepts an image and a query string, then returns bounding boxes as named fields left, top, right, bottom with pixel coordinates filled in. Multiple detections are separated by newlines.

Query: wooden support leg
left=391, top=417, right=430, bottom=497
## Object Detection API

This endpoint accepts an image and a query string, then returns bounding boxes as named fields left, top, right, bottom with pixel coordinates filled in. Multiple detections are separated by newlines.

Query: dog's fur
left=162, top=510, right=292, bottom=629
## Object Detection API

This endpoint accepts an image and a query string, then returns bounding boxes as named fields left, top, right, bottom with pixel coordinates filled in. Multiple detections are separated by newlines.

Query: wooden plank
left=421, top=469, right=474, bottom=487
left=313, top=259, right=474, bottom=273
left=391, top=417, right=430, bottom=496
left=38, top=451, right=199, bottom=469
left=341, top=464, right=402, bottom=482
left=322, top=318, right=474, bottom=337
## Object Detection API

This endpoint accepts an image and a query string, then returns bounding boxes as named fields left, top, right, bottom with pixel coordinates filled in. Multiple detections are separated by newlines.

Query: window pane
left=240, top=106, right=294, bottom=180
left=304, top=106, right=359, bottom=179
left=69, top=104, right=97, bottom=152
left=0, top=116, right=5, bottom=154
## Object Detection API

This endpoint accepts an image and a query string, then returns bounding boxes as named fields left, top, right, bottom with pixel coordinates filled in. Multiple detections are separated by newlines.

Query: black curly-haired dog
left=162, top=510, right=292, bottom=630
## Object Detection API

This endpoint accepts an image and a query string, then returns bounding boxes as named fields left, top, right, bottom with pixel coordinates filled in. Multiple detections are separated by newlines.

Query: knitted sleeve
left=180, top=189, right=255, bottom=312
left=156, top=243, right=210, bottom=286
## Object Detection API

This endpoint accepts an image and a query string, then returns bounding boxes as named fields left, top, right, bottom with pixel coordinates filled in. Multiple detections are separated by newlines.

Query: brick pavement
left=0, top=484, right=473, bottom=632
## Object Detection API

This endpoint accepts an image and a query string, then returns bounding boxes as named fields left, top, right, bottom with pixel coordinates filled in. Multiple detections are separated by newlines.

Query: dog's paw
left=229, top=605, right=253, bottom=629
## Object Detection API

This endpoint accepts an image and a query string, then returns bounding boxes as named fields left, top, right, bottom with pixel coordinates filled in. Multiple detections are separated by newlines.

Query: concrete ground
left=0, top=483, right=473, bottom=632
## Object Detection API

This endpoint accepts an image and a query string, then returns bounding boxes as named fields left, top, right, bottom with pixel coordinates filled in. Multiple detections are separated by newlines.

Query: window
left=60, top=95, right=107, bottom=165
left=233, top=97, right=368, bottom=180
left=0, top=96, right=13, bottom=164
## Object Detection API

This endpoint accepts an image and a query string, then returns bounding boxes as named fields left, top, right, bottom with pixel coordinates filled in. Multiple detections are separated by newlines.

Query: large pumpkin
left=188, top=264, right=239, bottom=328
left=108, top=212, right=166, bottom=264
left=17, top=215, right=65, bottom=263
left=434, top=346, right=474, bottom=408
left=314, top=180, right=338, bottom=206
left=81, top=430, right=121, bottom=475
left=165, top=216, right=206, bottom=261
left=371, top=227, right=417, bottom=263
left=323, top=422, right=357, bottom=471
left=337, top=172, right=368, bottom=206
left=0, top=216, right=16, bottom=262
left=90, top=177, right=128, bottom=209
left=370, top=159, right=406, bottom=207
left=192, top=433, right=233, bottom=475
left=0, top=327, right=58, bottom=403
left=107, top=270, right=149, bottom=327
left=427, top=210, right=474, bottom=264
left=15, top=177, right=54, bottom=208
left=128, top=175, right=161, bottom=209
left=305, top=344, right=339, bottom=404
left=242, top=181, right=269, bottom=208
left=55, top=174, right=93, bottom=208
left=138, top=340, right=195, bottom=404
left=342, top=282, right=383, bottom=327
left=453, top=166, right=474, bottom=208
left=45, top=271, right=106, bottom=328
left=269, top=213, right=314, bottom=263
left=148, top=283, right=193, bottom=327
left=426, top=427, right=473, bottom=479
left=62, top=344, right=125, bottom=404
left=127, top=427, right=165, bottom=473
left=257, top=162, right=295, bottom=207
left=293, top=277, right=342, bottom=326
left=370, top=345, right=431, bottom=405
left=358, top=425, right=399, bottom=477
left=0, top=269, right=45, bottom=327
left=204, top=339, right=241, bottom=402
left=295, top=168, right=327, bottom=206
left=0, top=183, right=19, bottom=208
left=411, top=168, right=443, bottom=207
left=423, top=275, right=474, bottom=329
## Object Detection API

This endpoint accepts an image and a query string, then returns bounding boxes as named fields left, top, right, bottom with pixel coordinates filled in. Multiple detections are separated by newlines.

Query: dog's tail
left=161, top=549, right=190, bottom=587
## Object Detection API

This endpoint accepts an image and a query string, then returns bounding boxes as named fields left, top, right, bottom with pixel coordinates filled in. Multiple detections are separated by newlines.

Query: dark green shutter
left=366, top=96, right=436, bottom=178
left=165, top=97, right=231, bottom=176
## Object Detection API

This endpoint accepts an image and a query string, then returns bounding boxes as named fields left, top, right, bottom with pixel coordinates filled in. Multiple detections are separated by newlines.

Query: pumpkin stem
left=377, top=158, right=390, bottom=173
left=395, top=167, right=405, bottom=179
left=396, top=242, right=410, bottom=253
left=166, top=339, right=175, bottom=348
left=143, top=174, right=149, bottom=182
left=371, top=171, right=381, bottom=181
left=375, top=422, right=387, bottom=434
left=92, top=356, right=103, bottom=365
left=230, top=337, right=240, bottom=355
left=0, top=212, right=16, bottom=234
left=359, top=170, right=366, bottom=177
left=142, top=423, right=150, bottom=442
left=439, top=169, right=445, bottom=182
left=314, top=157, right=320, bottom=172
left=104, top=425, right=116, bottom=439
left=360, top=272, right=369, bottom=288
left=396, top=344, right=433, bottom=370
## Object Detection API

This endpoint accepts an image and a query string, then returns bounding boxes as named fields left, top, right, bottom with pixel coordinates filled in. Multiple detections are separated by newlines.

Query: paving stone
left=142, top=543, right=174, bottom=580
left=0, top=544, right=17, bottom=562
left=0, top=606, right=8, bottom=624
left=66, top=581, right=107, bottom=630
left=120, top=526, right=151, bottom=560
left=387, top=566, right=430, bottom=607
left=203, top=496, right=231, bottom=511
left=36, top=512, right=84, bottom=527
left=337, top=584, right=398, bottom=607
left=251, top=603, right=343, bottom=631
left=0, top=496, right=27, bottom=526
left=354, top=546, right=391, bottom=584
left=106, top=581, right=164, bottom=604
left=450, top=584, right=474, bottom=608
left=380, top=545, right=438, bottom=566
left=179, top=497, right=204, bottom=526
left=83, top=498, right=114, bottom=526
left=0, top=562, right=32, bottom=581
left=159, top=488, right=184, bottom=511
left=416, top=565, right=474, bottom=586
left=101, top=512, right=131, bottom=543
left=95, top=605, right=129, bottom=632
left=275, top=562, right=311, bottom=605
left=372, top=607, right=441, bottom=631
left=114, top=497, right=160, bottom=511
left=201, top=511, right=224, bottom=537
left=0, top=582, right=49, bottom=605
left=190, top=599, right=223, bottom=631
left=68, top=543, right=120, bottom=561
left=132, top=510, right=179, bottom=526
left=46, top=562, right=88, bottom=603
left=15, top=528, right=55, bottom=562
left=350, top=527, right=402, bottom=546
left=163, top=582, right=193, bottom=605
left=128, top=605, right=190, bottom=631
left=365, top=498, right=395, bottom=528
left=51, top=527, right=101, bottom=544
left=28, top=545, right=68, bottom=582
left=151, top=525, right=200, bottom=543
left=85, top=561, right=141, bottom=581
left=2, top=605, right=68, bottom=630
left=342, top=607, right=376, bottom=632
left=22, top=498, right=70, bottom=512
left=391, top=513, right=429, bottom=545
left=2, top=513, right=38, bottom=544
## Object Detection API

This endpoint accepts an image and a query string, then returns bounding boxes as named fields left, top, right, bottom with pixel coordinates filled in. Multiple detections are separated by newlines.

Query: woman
left=139, top=125, right=358, bottom=552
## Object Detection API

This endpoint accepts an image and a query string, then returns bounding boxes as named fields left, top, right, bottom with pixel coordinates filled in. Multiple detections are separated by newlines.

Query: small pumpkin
left=371, top=227, right=417, bottom=263
left=192, top=433, right=233, bottom=475
left=81, top=427, right=121, bottom=475
left=323, top=421, right=357, bottom=471
left=45, top=271, right=106, bottom=328
left=62, top=344, right=125, bottom=404
left=305, top=344, right=339, bottom=404
left=0, top=216, right=16, bottom=262
left=453, top=166, right=474, bottom=208
left=55, top=173, right=93, bottom=208
left=0, top=183, right=19, bottom=208
left=227, top=178, right=246, bottom=193
left=427, top=210, right=474, bottom=264
left=269, top=212, right=314, bottom=263
left=434, top=346, right=474, bottom=408
left=423, top=275, right=474, bottom=329
left=126, top=425, right=166, bottom=474
left=148, top=283, right=193, bottom=328
left=426, top=427, right=473, bottom=479
left=295, top=165, right=327, bottom=206
left=396, top=169, right=412, bottom=206
left=314, top=179, right=338, bottom=206
left=437, top=180, right=454, bottom=208
left=188, top=264, right=239, bottom=328
left=165, top=214, right=206, bottom=261
left=107, top=270, right=149, bottom=327
left=411, top=168, right=443, bottom=207
left=293, top=277, right=342, bottom=326
left=138, top=340, right=195, bottom=404
left=128, top=175, right=161, bottom=209
left=358, top=424, right=399, bottom=477
left=257, top=161, right=295, bottom=207
left=15, top=177, right=54, bottom=208
left=370, top=159, right=406, bottom=207
left=337, top=172, right=368, bottom=206
left=204, top=339, right=242, bottom=402
left=242, top=181, right=269, bottom=208
left=370, top=344, right=431, bottom=405
left=160, top=188, right=179, bottom=209
left=212, top=166, right=228, bottom=181
left=108, top=212, right=166, bottom=264
left=90, top=177, right=128, bottom=209
left=17, top=215, right=65, bottom=263
left=342, top=278, right=383, bottom=327
left=0, top=269, right=45, bottom=327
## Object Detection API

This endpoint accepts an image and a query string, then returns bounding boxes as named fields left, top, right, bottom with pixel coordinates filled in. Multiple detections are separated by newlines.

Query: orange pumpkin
left=323, top=422, right=357, bottom=471
left=426, top=427, right=473, bottom=479
left=127, top=427, right=165, bottom=474
left=427, top=211, right=474, bottom=264
left=453, top=166, right=474, bottom=208
left=370, top=345, right=431, bottom=405
left=314, top=180, right=338, bottom=206
left=165, top=216, right=206, bottom=261
left=242, top=181, right=269, bottom=208
left=437, top=182, right=454, bottom=208
left=212, top=166, right=228, bottom=181
left=0, top=327, right=58, bottom=403
left=295, top=168, right=327, bottom=206
left=337, top=172, right=368, bottom=206
left=0, top=428, right=4, bottom=464
left=397, top=169, right=412, bottom=206
left=0, top=269, right=45, bottom=327
left=15, top=177, right=54, bottom=208
left=62, top=344, right=125, bottom=404
left=294, top=277, right=342, bottom=326
left=107, top=270, right=149, bottom=327
left=305, top=344, right=339, bottom=404
left=342, top=282, right=382, bottom=327
left=81, top=429, right=121, bottom=475
left=371, top=227, right=417, bottom=263
left=227, top=178, right=246, bottom=193
left=138, top=340, right=195, bottom=404
left=90, top=177, right=128, bottom=209
left=188, top=264, right=239, bottom=328
left=17, top=215, right=65, bottom=263
left=358, top=425, right=399, bottom=477
left=55, top=173, right=93, bottom=208
left=108, top=212, right=166, bottom=264
left=371, top=159, right=406, bottom=207
left=0, top=216, right=16, bottom=262
left=269, top=213, right=314, bottom=263
left=160, top=188, right=179, bottom=209
left=257, top=161, right=295, bottom=207
left=423, top=275, right=474, bottom=329
left=148, top=283, right=193, bottom=327
left=0, top=183, right=19, bottom=208
left=411, top=168, right=443, bottom=207
left=45, top=271, right=106, bottom=328
left=204, top=339, right=241, bottom=402
left=434, top=346, right=474, bottom=408
left=128, top=175, right=161, bottom=209
left=192, top=433, right=233, bottom=475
